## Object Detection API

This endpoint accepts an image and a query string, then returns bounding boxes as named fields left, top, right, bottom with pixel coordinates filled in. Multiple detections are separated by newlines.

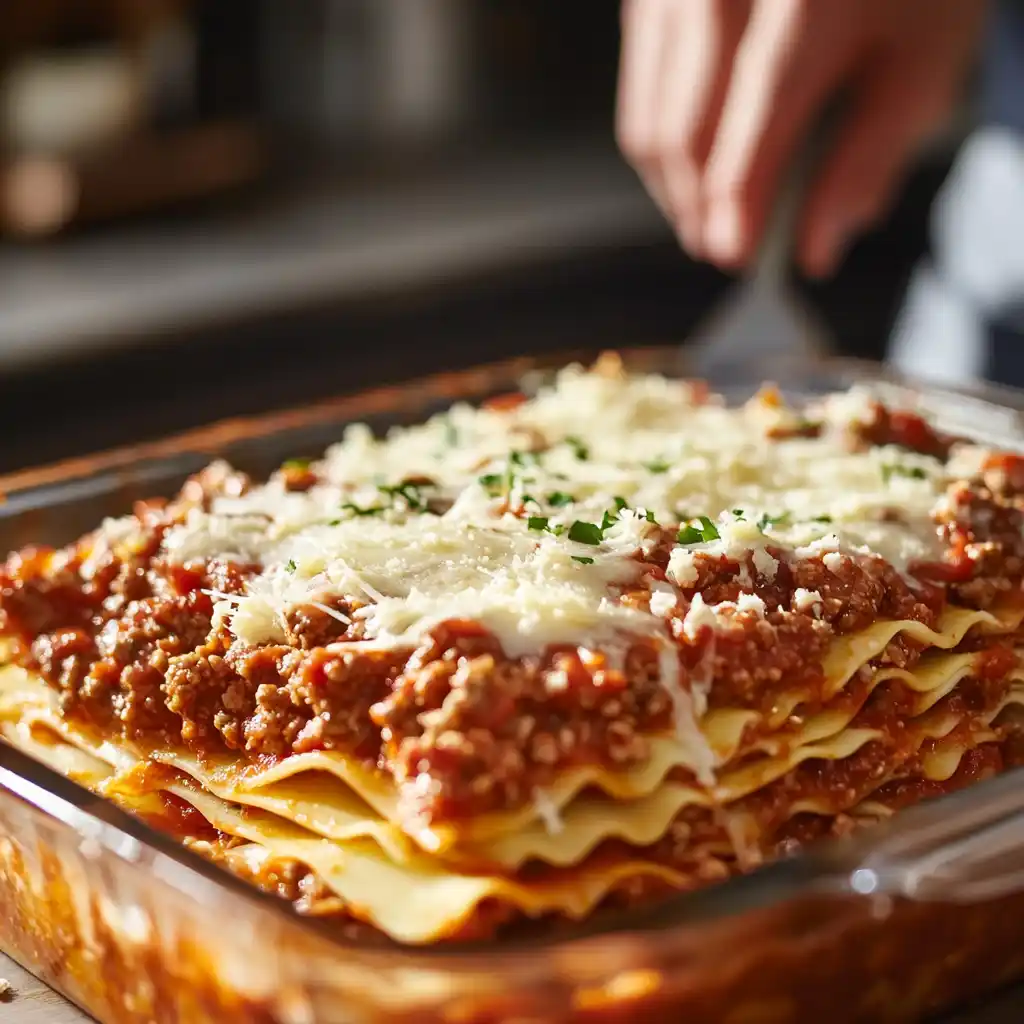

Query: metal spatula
left=683, top=140, right=834, bottom=388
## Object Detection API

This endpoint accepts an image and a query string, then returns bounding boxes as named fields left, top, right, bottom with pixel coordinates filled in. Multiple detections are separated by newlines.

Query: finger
left=616, top=0, right=679, bottom=216
left=796, top=57, right=956, bottom=279
left=700, top=0, right=860, bottom=270
left=657, top=0, right=750, bottom=252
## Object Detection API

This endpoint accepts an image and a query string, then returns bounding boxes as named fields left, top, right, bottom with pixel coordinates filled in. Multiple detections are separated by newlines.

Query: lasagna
left=2, top=354, right=1024, bottom=945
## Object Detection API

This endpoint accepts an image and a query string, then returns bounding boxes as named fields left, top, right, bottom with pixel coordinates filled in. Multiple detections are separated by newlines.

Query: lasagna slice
left=2, top=354, right=1023, bottom=944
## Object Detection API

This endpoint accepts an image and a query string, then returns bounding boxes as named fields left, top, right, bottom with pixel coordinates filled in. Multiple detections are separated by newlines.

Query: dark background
left=0, top=0, right=953, bottom=473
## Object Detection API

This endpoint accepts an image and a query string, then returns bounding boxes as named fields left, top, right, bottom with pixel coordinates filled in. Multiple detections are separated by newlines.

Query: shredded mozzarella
left=157, top=363, right=961, bottom=754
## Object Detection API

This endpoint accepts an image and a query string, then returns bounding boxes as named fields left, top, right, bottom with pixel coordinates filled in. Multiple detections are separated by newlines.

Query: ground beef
left=927, top=478, right=1024, bottom=607
left=371, top=626, right=673, bottom=821
left=79, top=591, right=215, bottom=737
left=655, top=547, right=942, bottom=634
left=4, top=397, right=1024, bottom=829
left=284, top=596, right=363, bottom=649
left=219, top=643, right=400, bottom=759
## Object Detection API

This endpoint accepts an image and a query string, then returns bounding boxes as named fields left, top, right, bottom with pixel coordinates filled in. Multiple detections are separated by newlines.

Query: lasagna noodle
left=0, top=683, right=1017, bottom=943
left=0, top=635, right=1018, bottom=865
left=8, top=669, right=1017, bottom=877
left=5, top=717, right=688, bottom=943
left=12, top=692, right=878, bottom=871
left=155, top=782, right=694, bottom=944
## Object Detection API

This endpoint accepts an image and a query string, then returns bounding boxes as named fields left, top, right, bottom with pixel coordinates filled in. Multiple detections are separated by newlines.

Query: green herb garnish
left=732, top=509, right=746, bottom=520
left=339, top=502, right=386, bottom=518
left=568, top=520, right=603, bottom=545
left=572, top=556, right=595, bottom=564
left=564, top=436, right=589, bottom=460
left=285, top=559, right=297, bottom=573
left=695, top=515, right=719, bottom=540
left=644, top=459, right=670, bottom=474
left=547, top=491, right=575, bottom=507
left=527, top=516, right=550, bottom=532
left=757, top=512, right=791, bottom=531
left=881, top=463, right=927, bottom=483
left=813, top=514, right=834, bottom=523
left=677, top=515, right=719, bottom=545
left=379, top=482, right=428, bottom=509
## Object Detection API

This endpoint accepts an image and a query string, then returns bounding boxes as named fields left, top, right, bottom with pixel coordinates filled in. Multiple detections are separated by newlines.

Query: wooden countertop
left=0, top=952, right=89, bottom=1022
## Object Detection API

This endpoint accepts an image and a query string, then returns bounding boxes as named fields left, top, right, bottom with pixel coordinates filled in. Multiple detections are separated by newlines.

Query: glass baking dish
left=5, top=348, right=1024, bottom=1024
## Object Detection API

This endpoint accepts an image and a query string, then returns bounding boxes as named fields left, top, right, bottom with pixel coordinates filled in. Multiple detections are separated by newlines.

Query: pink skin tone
left=616, top=0, right=988, bottom=278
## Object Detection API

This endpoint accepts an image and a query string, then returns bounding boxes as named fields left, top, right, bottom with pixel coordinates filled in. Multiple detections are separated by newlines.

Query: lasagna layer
left=2, top=355, right=1024, bottom=943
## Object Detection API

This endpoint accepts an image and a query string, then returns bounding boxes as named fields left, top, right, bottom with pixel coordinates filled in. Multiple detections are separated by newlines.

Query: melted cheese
left=146, top=362, right=1007, bottom=789
left=161, top=364, right=970, bottom=662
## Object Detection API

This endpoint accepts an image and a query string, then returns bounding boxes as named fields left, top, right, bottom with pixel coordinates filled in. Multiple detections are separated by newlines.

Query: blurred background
left=0, top=1, right=967, bottom=473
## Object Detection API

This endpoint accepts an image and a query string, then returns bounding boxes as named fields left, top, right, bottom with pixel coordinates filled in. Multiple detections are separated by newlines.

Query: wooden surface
left=0, top=951, right=90, bottom=1022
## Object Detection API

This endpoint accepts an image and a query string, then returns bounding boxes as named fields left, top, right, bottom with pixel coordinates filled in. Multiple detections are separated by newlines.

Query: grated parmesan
left=156, top=364, right=959, bottom=759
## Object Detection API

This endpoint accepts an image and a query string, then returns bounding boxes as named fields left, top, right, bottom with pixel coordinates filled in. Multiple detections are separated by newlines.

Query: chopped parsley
left=572, top=555, right=595, bottom=564
left=338, top=501, right=386, bottom=518
left=881, top=463, right=927, bottom=483
left=547, top=491, right=575, bottom=507
left=479, top=452, right=542, bottom=499
left=285, top=559, right=297, bottom=573
left=813, top=514, right=834, bottom=523
left=757, top=512, right=791, bottom=531
left=509, top=450, right=541, bottom=468
left=677, top=515, right=719, bottom=545
left=379, top=481, right=433, bottom=510
left=600, top=496, right=658, bottom=531
left=564, top=436, right=589, bottom=460
left=732, top=509, right=746, bottom=520
left=478, top=473, right=503, bottom=495
left=568, top=520, right=604, bottom=545
left=528, top=497, right=656, bottom=548
left=644, top=458, right=670, bottom=474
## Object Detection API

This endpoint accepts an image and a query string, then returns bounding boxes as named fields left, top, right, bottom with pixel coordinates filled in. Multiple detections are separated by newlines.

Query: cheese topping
left=161, top=364, right=961, bottom=661
left=793, top=588, right=824, bottom=617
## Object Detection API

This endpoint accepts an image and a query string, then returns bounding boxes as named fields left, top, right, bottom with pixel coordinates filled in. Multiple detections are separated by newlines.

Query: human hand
left=616, top=0, right=988, bottom=277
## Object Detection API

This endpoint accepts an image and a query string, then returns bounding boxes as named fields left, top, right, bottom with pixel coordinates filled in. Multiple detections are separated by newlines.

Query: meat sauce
left=1, top=404, right=1023, bottom=834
